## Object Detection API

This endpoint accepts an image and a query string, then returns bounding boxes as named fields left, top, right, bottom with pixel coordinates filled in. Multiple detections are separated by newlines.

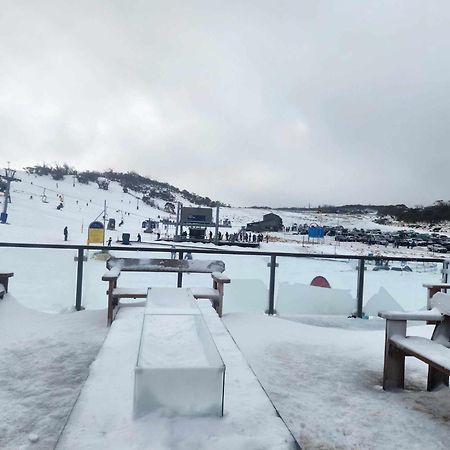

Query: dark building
left=246, top=213, right=283, bottom=232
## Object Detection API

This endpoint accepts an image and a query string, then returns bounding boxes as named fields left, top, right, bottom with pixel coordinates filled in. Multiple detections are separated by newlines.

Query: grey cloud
left=1, top=0, right=450, bottom=207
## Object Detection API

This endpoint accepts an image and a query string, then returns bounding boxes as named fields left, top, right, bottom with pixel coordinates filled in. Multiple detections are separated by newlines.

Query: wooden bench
left=102, top=257, right=230, bottom=325
left=0, top=272, right=14, bottom=299
left=422, top=283, right=450, bottom=309
left=422, top=260, right=450, bottom=309
left=379, top=293, right=450, bottom=391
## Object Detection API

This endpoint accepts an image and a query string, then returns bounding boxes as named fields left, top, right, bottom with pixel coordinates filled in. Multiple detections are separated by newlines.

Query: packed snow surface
left=139, top=315, right=210, bottom=368
left=0, top=297, right=106, bottom=450
left=223, top=314, right=450, bottom=450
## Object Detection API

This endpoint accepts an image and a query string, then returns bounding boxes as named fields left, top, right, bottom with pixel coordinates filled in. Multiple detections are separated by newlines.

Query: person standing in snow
left=137, top=233, right=141, bottom=243
left=63, top=226, right=68, bottom=241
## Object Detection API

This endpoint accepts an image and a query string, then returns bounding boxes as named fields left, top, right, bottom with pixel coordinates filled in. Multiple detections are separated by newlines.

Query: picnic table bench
left=422, top=260, right=450, bottom=309
left=379, top=292, right=450, bottom=391
left=422, top=283, right=450, bottom=309
left=102, top=257, right=230, bottom=325
left=0, top=272, right=14, bottom=299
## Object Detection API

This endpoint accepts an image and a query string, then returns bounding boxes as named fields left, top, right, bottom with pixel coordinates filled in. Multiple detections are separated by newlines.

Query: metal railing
left=0, top=241, right=447, bottom=316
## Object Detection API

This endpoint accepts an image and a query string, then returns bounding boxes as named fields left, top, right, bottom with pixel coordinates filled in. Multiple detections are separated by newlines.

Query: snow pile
left=0, top=296, right=107, bottom=450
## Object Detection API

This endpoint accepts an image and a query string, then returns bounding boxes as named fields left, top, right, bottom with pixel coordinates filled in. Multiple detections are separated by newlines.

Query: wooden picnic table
left=379, top=305, right=450, bottom=391
left=102, top=257, right=230, bottom=325
left=423, top=283, right=450, bottom=309
left=0, top=272, right=14, bottom=299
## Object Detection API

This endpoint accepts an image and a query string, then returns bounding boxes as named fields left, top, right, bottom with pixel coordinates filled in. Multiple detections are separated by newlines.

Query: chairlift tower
left=0, top=165, right=21, bottom=223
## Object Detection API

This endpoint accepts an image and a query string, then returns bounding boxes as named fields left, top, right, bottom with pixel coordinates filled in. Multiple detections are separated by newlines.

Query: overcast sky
left=1, top=1, right=450, bottom=207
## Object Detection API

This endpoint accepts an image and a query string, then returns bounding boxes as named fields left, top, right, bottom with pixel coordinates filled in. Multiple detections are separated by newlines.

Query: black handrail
left=0, top=241, right=445, bottom=263
left=1, top=241, right=447, bottom=318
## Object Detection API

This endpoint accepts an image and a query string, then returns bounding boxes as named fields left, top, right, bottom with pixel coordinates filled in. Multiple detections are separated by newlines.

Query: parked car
left=427, top=244, right=448, bottom=253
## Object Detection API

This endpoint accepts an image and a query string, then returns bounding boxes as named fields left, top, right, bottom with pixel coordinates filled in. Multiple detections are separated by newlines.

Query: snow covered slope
left=0, top=170, right=436, bottom=256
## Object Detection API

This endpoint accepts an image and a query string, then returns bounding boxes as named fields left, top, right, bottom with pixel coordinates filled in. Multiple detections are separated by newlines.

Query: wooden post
left=216, top=282, right=224, bottom=317
left=0, top=274, right=10, bottom=292
left=428, top=316, right=450, bottom=389
left=107, top=280, right=114, bottom=326
left=426, top=286, right=440, bottom=310
left=383, top=319, right=406, bottom=390
left=427, top=366, right=449, bottom=391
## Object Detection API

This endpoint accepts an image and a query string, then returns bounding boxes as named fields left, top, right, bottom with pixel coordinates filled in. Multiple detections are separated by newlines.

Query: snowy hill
left=0, top=168, right=373, bottom=245
left=0, top=169, right=446, bottom=263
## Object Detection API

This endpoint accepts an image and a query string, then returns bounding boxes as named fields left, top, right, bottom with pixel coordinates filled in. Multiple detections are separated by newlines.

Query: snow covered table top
left=378, top=308, right=444, bottom=321
left=134, top=309, right=225, bottom=417
left=106, top=257, right=225, bottom=273
left=137, top=315, right=215, bottom=368
left=422, top=283, right=450, bottom=289
left=144, top=287, right=201, bottom=315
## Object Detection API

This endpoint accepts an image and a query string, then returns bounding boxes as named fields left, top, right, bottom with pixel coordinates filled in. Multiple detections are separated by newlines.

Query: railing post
left=356, top=258, right=365, bottom=318
left=177, top=250, right=184, bottom=287
left=267, top=255, right=278, bottom=315
left=75, top=248, right=84, bottom=311
left=442, top=259, right=449, bottom=283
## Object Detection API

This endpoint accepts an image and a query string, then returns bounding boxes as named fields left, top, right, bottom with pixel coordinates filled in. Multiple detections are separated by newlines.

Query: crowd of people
left=205, top=230, right=269, bottom=243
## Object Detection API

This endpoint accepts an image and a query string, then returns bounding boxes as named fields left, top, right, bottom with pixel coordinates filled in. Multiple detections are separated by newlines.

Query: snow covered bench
left=422, top=283, right=450, bottom=310
left=134, top=288, right=225, bottom=417
left=379, top=293, right=450, bottom=391
left=0, top=272, right=14, bottom=299
left=102, top=257, right=230, bottom=325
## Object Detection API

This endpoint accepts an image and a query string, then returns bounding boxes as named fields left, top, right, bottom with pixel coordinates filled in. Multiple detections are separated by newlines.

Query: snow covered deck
left=224, top=314, right=450, bottom=449
left=56, top=301, right=297, bottom=449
